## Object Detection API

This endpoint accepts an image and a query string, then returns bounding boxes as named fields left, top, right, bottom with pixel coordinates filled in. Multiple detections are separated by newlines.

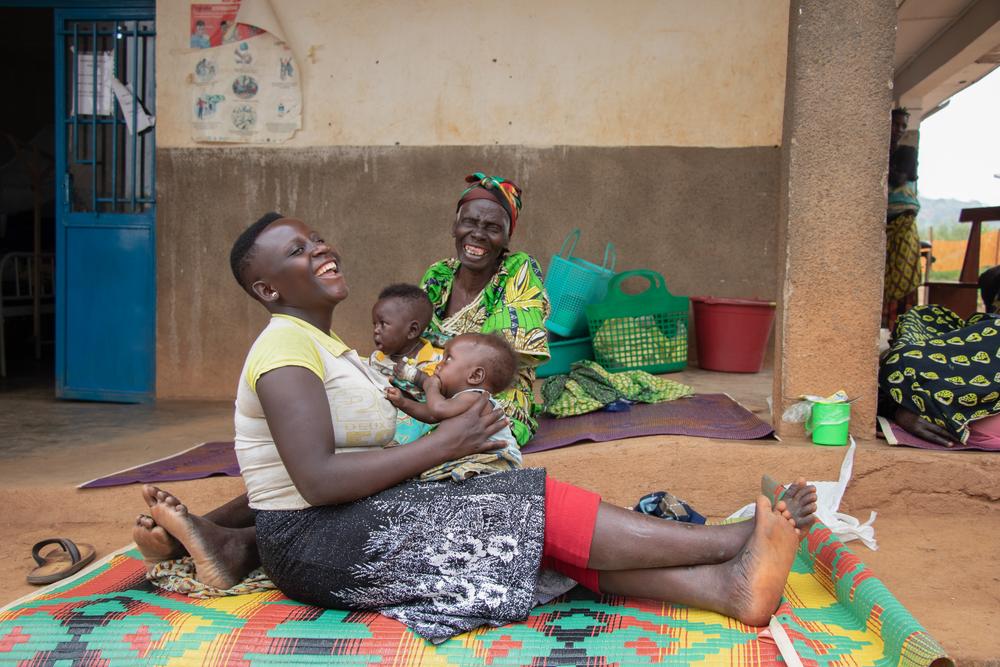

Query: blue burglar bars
left=54, top=8, right=156, bottom=402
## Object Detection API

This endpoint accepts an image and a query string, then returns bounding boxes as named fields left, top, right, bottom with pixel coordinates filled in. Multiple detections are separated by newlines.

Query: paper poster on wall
left=111, top=77, right=155, bottom=134
left=190, top=2, right=262, bottom=49
left=188, top=0, right=300, bottom=143
left=73, top=51, right=114, bottom=116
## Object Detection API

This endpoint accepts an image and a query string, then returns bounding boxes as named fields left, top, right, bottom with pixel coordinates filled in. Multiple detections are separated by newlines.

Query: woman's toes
left=141, top=485, right=158, bottom=507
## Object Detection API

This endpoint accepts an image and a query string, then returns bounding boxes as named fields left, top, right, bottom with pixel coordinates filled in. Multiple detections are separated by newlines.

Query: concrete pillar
left=773, top=0, right=896, bottom=437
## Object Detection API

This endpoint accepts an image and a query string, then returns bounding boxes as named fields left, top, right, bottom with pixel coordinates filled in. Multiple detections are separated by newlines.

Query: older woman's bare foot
left=148, top=487, right=259, bottom=589
left=780, top=478, right=818, bottom=532
left=725, top=496, right=800, bottom=626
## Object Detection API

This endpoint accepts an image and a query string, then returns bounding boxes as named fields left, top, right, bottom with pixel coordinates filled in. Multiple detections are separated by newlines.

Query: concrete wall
left=154, top=1, right=790, bottom=398
left=157, top=145, right=779, bottom=397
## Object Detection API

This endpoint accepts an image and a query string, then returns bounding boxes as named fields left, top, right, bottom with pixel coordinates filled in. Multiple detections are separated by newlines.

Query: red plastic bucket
left=691, top=297, right=775, bottom=373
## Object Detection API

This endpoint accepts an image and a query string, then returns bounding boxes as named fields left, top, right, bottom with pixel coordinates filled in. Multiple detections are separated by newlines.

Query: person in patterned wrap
left=879, top=270, right=1000, bottom=450
left=420, top=172, right=550, bottom=446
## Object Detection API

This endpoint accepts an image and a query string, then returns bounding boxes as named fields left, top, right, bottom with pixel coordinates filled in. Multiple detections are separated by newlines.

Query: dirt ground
left=1, top=373, right=998, bottom=664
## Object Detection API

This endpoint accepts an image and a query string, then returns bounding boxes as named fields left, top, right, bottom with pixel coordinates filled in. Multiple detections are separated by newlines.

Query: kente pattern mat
left=0, top=524, right=950, bottom=666
left=523, top=394, right=775, bottom=454
left=79, top=441, right=240, bottom=489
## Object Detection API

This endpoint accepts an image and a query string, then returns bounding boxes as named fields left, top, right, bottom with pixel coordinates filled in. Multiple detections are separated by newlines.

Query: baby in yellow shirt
left=369, top=284, right=442, bottom=397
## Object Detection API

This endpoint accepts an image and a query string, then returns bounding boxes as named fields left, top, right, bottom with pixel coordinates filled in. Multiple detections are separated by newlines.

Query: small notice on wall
left=187, top=0, right=301, bottom=143
left=74, top=51, right=114, bottom=116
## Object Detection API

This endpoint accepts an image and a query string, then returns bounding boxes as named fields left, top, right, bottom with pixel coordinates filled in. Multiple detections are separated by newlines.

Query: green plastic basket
left=536, top=335, right=594, bottom=378
left=544, top=229, right=616, bottom=338
left=586, top=269, right=689, bottom=374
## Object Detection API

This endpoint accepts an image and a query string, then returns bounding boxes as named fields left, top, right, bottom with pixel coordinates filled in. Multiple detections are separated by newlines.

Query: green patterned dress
left=421, top=252, right=550, bottom=445
left=880, top=305, right=1000, bottom=443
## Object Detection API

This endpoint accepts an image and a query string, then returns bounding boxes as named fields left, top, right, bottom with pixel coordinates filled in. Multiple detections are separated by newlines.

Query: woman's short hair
left=230, top=212, right=285, bottom=294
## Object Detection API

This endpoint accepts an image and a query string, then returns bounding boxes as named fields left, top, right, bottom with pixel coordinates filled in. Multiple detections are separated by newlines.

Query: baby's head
left=372, top=284, right=433, bottom=356
left=435, top=333, right=518, bottom=397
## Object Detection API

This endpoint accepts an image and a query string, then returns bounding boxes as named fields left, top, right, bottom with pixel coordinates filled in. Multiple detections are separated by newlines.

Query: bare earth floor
left=1, top=368, right=998, bottom=664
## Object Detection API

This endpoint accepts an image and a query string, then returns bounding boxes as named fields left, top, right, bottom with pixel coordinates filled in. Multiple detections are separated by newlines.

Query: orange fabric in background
left=931, top=229, right=1000, bottom=274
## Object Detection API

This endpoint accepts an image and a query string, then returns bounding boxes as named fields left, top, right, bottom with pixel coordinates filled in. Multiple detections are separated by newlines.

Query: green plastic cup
left=807, top=402, right=851, bottom=446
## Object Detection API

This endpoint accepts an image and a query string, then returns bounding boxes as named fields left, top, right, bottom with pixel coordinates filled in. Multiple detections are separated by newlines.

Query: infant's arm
left=393, top=358, right=430, bottom=389
left=385, top=386, right=438, bottom=422
left=421, top=379, right=480, bottom=421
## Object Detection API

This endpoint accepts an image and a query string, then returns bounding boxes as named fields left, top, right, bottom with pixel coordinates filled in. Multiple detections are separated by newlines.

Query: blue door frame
left=53, top=6, right=156, bottom=402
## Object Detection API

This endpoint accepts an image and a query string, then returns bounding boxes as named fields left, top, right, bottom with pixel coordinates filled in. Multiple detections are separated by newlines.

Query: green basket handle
left=607, top=269, right=670, bottom=298
left=557, top=229, right=581, bottom=259
left=557, top=229, right=616, bottom=270
left=602, top=243, right=617, bottom=271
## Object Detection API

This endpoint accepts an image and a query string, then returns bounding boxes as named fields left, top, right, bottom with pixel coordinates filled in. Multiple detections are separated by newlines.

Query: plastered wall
left=156, top=145, right=780, bottom=397
left=156, top=0, right=789, bottom=148
left=154, top=1, right=790, bottom=398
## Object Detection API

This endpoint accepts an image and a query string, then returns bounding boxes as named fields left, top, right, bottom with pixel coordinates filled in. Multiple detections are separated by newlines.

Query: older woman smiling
left=421, top=173, right=550, bottom=445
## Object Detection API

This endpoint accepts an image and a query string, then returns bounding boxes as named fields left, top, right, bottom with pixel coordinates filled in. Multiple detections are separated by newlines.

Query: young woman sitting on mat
left=132, top=212, right=818, bottom=641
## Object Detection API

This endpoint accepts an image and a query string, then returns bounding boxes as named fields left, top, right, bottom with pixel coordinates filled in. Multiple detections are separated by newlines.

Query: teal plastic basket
left=536, top=335, right=594, bottom=378
left=586, top=270, right=689, bottom=374
left=544, top=229, right=616, bottom=338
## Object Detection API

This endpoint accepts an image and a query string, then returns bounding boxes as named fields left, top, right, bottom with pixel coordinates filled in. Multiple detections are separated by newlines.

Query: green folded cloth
left=541, top=360, right=692, bottom=418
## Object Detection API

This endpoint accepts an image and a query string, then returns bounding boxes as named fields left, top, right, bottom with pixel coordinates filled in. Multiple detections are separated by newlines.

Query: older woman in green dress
left=421, top=173, right=550, bottom=445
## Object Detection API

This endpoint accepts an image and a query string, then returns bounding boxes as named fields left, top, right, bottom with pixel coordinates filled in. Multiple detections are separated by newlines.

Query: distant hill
left=917, top=196, right=987, bottom=239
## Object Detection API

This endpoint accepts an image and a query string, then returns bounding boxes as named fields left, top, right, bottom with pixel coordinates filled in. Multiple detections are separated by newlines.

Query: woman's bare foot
left=132, top=514, right=185, bottom=568
left=725, top=495, right=800, bottom=626
left=148, top=487, right=259, bottom=589
left=132, top=485, right=187, bottom=566
left=780, top=478, right=818, bottom=532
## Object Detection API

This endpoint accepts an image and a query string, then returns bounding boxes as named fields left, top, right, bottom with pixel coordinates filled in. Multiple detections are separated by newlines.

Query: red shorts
left=542, top=477, right=602, bottom=592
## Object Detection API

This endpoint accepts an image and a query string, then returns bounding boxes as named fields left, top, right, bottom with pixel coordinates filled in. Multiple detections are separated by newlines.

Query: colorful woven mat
left=79, top=441, right=240, bottom=489
left=524, top=394, right=775, bottom=454
left=0, top=525, right=950, bottom=666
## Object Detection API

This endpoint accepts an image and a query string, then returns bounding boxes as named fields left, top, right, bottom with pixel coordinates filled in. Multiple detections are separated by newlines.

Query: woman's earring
left=273, top=291, right=280, bottom=300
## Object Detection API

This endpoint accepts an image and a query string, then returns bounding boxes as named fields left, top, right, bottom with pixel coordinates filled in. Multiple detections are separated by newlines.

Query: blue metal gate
left=54, top=8, right=156, bottom=402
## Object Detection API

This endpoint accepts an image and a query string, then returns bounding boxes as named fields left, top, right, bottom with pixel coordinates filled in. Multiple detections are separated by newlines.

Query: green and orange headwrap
left=456, top=172, right=523, bottom=237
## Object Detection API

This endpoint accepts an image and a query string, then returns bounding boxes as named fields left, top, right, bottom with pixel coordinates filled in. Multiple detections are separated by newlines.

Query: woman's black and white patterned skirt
left=255, top=468, right=547, bottom=642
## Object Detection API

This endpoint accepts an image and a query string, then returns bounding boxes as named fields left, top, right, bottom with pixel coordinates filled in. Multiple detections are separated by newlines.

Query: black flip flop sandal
left=26, top=538, right=96, bottom=585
